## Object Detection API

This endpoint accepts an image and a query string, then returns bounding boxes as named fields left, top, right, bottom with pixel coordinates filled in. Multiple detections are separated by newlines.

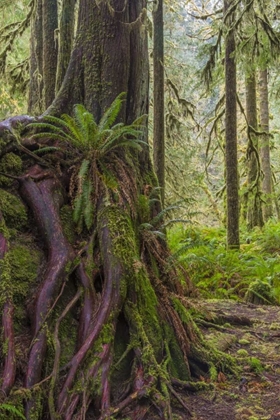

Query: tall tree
left=42, top=0, right=58, bottom=108
left=0, top=1, right=232, bottom=419
left=153, top=0, right=165, bottom=206
left=55, top=0, right=76, bottom=93
left=28, top=0, right=43, bottom=114
left=245, top=71, right=263, bottom=229
left=224, top=0, right=239, bottom=248
left=259, top=68, right=273, bottom=220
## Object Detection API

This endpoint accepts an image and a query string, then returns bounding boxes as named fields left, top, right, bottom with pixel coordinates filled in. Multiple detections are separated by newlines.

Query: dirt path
left=183, top=300, right=280, bottom=420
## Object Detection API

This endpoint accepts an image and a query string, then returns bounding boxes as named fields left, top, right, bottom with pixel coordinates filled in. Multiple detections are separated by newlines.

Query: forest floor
left=180, top=299, right=280, bottom=420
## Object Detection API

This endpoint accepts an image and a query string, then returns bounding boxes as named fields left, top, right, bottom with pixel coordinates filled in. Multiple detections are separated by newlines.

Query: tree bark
left=259, top=68, right=273, bottom=221
left=42, top=0, right=58, bottom=108
left=245, top=72, right=263, bottom=229
left=56, top=0, right=76, bottom=93
left=224, top=0, right=239, bottom=248
left=28, top=0, right=43, bottom=114
left=153, top=0, right=165, bottom=206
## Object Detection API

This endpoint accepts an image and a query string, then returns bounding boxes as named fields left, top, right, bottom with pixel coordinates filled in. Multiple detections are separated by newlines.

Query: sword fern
left=28, top=93, right=146, bottom=231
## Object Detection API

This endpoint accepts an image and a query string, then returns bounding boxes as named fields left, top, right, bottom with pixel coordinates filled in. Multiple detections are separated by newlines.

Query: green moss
left=137, top=194, right=150, bottom=223
left=237, top=349, right=248, bottom=357
left=0, top=153, right=22, bottom=186
left=60, top=205, right=76, bottom=244
left=0, top=189, right=28, bottom=229
left=249, top=356, right=263, bottom=373
left=164, top=324, right=191, bottom=380
left=3, top=243, right=41, bottom=325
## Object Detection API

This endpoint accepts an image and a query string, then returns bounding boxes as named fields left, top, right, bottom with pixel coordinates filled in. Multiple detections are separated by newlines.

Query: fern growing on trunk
left=28, top=93, right=146, bottom=231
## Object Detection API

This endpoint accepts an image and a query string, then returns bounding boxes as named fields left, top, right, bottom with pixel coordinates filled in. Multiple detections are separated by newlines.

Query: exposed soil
left=179, top=299, right=280, bottom=420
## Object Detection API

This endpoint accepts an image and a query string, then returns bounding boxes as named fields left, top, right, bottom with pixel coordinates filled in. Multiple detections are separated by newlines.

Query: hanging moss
left=0, top=189, right=28, bottom=229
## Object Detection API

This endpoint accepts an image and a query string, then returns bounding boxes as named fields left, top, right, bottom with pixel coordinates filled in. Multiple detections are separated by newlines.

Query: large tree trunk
left=224, top=0, right=240, bottom=248
left=153, top=0, right=165, bottom=206
left=245, top=72, right=263, bottom=229
left=0, top=1, right=234, bottom=419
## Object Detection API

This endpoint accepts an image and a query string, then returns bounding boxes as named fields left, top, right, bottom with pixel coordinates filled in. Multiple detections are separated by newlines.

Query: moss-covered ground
left=179, top=299, right=280, bottom=420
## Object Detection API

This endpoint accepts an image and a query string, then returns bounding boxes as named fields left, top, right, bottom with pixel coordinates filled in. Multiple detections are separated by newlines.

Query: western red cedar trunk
left=42, top=0, right=58, bottom=108
left=224, top=0, right=240, bottom=248
left=245, top=72, right=263, bottom=229
left=259, top=68, right=273, bottom=221
left=55, top=0, right=76, bottom=93
left=153, top=0, right=165, bottom=206
left=28, top=0, right=43, bottom=114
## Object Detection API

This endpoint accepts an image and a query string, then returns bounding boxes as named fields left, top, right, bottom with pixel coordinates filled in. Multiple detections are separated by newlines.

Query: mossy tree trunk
left=28, top=0, right=43, bottom=114
left=259, top=68, right=273, bottom=221
left=224, top=0, right=240, bottom=249
left=0, top=1, right=235, bottom=419
left=153, top=0, right=165, bottom=206
left=42, top=0, right=58, bottom=108
left=55, top=0, right=76, bottom=94
left=245, top=72, right=263, bottom=229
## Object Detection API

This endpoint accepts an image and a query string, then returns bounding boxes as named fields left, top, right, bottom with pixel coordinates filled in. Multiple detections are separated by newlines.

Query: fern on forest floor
left=167, top=220, right=280, bottom=303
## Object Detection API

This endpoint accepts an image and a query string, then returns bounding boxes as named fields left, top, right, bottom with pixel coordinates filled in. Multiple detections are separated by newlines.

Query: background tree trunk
left=224, top=0, right=239, bottom=248
left=28, top=0, right=43, bottom=114
left=245, top=72, right=263, bottom=229
left=56, top=0, right=76, bottom=93
left=259, top=68, right=273, bottom=221
left=42, top=0, right=58, bottom=108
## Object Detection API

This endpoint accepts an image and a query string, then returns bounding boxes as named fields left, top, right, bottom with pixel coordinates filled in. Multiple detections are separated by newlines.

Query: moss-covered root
left=0, top=212, right=16, bottom=396
left=17, top=170, right=74, bottom=418
left=57, top=205, right=129, bottom=414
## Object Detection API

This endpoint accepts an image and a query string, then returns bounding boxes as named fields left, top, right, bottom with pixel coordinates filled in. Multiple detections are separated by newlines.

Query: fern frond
left=78, top=159, right=90, bottom=180
left=139, top=223, right=154, bottom=230
left=73, top=192, right=84, bottom=224
left=150, top=205, right=181, bottom=226
left=30, top=132, right=80, bottom=146
left=32, top=146, right=61, bottom=154
left=0, top=403, right=26, bottom=419
left=98, top=92, right=126, bottom=131
left=151, top=230, right=166, bottom=240
left=61, top=113, right=84, bottom=145
left=82, top=179, right=94, bottom=230
left=73, top=104, right=98, bottom=145
left=99, top=161, right=118, bottom=190
left=28, top=122, right=68, bottom=134
left=101, top=137, right=145, bottom=154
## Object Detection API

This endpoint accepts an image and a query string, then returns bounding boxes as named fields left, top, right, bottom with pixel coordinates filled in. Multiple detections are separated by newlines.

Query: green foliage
left=168, top=222, right=280, bottom=302
left=28, top=93, right=146, bottom=231
left=0, top=403, right=26, bottom=419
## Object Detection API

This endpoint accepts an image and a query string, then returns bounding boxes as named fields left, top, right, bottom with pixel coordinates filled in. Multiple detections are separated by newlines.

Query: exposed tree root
left=0, top=128, right=237, bottom=419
